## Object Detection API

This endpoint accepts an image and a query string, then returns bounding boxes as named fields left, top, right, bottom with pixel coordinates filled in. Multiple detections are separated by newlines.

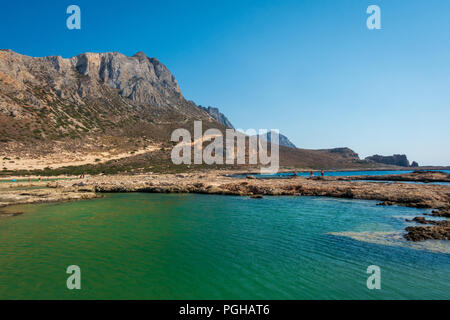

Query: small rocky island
left=365, top=154, right=418, bottom=167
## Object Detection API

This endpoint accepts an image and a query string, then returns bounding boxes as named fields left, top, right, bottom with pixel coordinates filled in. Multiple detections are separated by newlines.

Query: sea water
left=0, top=194, right=448, bottom=299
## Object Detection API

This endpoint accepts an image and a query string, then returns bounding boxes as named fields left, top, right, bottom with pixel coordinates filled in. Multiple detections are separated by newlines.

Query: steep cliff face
left=73, top=51, right=182, bottom=105
left=0, top=50, right=194, bottom=112
left=365, top=154, right=410, bottom=167
left=0, top=50, right=219, bottom=152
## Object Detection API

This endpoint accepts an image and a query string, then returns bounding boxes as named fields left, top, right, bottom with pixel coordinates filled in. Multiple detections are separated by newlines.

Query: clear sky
left=1, top=0, right=449, bottom=165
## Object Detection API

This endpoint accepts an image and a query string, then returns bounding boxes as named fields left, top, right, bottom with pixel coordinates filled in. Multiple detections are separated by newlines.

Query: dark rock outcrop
left=404, top=210, right=450, bottom=241
left=405, top=217, right=448, bottom=226
left=365, top=154, right=410, bottom=167
left=427, top=208, right=450, bottom=218
left=404, top=224, right=450, bottom=241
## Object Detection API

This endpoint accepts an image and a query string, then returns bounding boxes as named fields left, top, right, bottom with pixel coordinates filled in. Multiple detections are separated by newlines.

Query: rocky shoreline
left=348, top=170, right=450, bottom=183
left=0, top=185, right=100, bottom=210
left=1, top=171, right=449, bottom=241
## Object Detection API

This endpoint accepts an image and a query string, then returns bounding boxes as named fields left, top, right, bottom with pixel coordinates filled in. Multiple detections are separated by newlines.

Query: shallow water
left=232, top=169, right=450, bottom=179
left=359, top=180, right=450, bottom=186
left=0, top=194, right=448, bottom=300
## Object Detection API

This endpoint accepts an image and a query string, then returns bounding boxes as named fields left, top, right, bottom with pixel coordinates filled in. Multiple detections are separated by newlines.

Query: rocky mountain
left=0, top=50, right=381, bottom=173
left=258, top=131, right=297, bottom=148
left=199, top=106, right=234, bottom=129
left=365, top=154, right=411, bottom=167
left=0, top=49, right=222, bottom=155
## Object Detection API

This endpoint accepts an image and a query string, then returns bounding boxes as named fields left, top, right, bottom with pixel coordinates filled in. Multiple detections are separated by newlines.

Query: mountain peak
left=259, top=131, right=297, bottom=149
left=199, top=106, right=234, bottom=129
left=132, top=51, right=148, bottom=61
left=0, top=49, right=224, bottom=153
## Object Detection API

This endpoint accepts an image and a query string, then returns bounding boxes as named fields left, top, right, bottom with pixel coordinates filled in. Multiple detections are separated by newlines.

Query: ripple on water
left=329, top=231, right=450, bottom=254
left=1, top=194, right=449, bottom=299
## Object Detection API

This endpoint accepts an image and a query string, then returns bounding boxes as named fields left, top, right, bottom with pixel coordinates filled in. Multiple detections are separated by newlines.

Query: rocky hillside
left=0, top=50, right=381, bottom=173
left=324, top=147, right=360, bottom=160
left=258, top=131, right=297, bottom=149
left=0, top=49, right=222, bottom=156
left=199, top=106, right=234, bottom=129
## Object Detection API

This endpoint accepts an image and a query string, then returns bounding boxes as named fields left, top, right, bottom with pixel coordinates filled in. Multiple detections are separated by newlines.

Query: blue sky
left=1, top=0, right=449, bottom=165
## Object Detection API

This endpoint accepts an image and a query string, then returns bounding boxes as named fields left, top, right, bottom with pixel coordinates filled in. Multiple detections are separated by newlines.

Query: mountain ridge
left=0, top=49, right=389, bottom=172
left=0, top=49, right=222, bottom=154
left=199, top=106, right=234, bottom=129
left=258, top=131, right=297, bottom=149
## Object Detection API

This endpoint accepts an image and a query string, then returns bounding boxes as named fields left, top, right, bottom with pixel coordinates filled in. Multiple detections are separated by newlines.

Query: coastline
left=2, top=170, right=449, bottom=208
left=228, top=166, right=450, bottom=176
left=2, top=170, right=449, bottom=241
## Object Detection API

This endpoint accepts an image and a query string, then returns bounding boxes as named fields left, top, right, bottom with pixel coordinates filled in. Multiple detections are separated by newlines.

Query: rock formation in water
left=405, top=221, right=450, bottom=241
left=365, top=154, right=410, bottom=167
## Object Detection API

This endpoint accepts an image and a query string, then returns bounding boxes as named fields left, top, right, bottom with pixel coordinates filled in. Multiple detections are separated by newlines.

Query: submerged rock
left=428, top=208, right=450, bottom=218
left=377, top=201, right=395, bottom=206
left=404, top=212, right=450, bottom=241
left=405, top=217, right=449, bottom=226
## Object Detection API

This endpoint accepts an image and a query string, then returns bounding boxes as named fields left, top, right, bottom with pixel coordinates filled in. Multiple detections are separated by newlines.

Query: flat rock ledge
left=47, top=172, right=450, bottom=209
left=0, top=188, right=99, bottom=209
